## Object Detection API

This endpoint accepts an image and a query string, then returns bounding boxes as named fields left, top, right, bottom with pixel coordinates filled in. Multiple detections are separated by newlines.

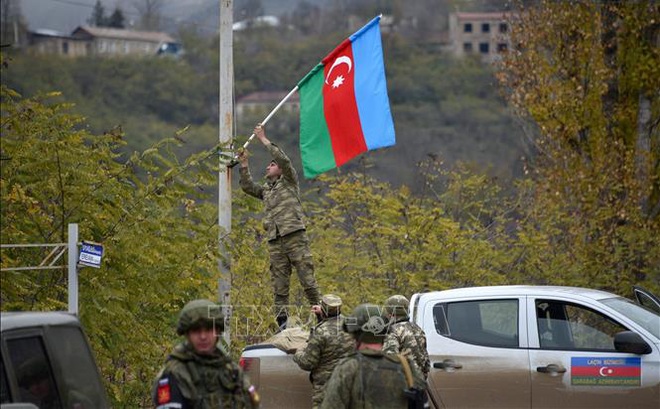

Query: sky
left=19, top=0, right=217, bottom=34
left=18, top=0, right=311, bottom=35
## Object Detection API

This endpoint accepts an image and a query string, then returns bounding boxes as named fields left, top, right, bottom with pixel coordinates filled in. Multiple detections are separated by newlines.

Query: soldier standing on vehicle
left=293, top=294, right=355, bottom=408
left=238, top=123, right=321, bottom=330
left=383, top=294, right=431, bottom=378
left=320, top=304, right=428, bottom=409
left=152, top=299, right=259, bottom=409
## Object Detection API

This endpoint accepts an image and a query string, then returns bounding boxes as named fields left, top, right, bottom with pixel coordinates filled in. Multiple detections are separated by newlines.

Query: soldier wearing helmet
left=293, top=294, right=354, bottom=408
left=383, top=294, right=431, bottom=378
left=320, top=304, right=427, bottom=409
left=152, top=300, right=259, bottom=408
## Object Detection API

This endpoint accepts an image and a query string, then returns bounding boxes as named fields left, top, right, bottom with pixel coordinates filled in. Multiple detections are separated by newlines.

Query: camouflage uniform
left=320, top=303, right=427, bottom=409
left=152, top=342, right=256, bottom=409
left=383, top=295, right=431, bottom=378
left=383, top=320, right=431, bottom=378
left=293, top=295, right=355, bottom=408
left=320, top=350, right=426, bottom=409
left=239, top=143, right=321, bottom=322
left=152, top=300, right=258, bottom=409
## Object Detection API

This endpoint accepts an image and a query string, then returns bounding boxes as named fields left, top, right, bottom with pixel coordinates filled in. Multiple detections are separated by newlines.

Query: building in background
left=28, top=26, right=181, bottom=58
left=448, top=12, right=515, bottom=63
left=235, top=91, right=300, bottom=118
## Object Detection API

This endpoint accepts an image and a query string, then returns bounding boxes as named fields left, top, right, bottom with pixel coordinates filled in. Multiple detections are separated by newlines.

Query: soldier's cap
left=320, top=294, right=342, bottom=308
left=320, top=294, right=342, bottom=316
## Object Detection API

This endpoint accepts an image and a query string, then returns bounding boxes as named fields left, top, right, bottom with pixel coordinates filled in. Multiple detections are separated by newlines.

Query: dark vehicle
left=0, top=311, right=110, bottom=408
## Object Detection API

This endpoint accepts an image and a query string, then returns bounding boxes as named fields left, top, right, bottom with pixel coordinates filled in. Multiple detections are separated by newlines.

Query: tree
left=132, top=0, right=164, bottom=31
left=107, top=7, right=126, bottom=29
left=88, top=0, right=107, bottom=27
left=1, top=0, right=26, bottom=47
left=496, top=0, right=660, bottom=294
left=1, top=66, right=224, bottom=404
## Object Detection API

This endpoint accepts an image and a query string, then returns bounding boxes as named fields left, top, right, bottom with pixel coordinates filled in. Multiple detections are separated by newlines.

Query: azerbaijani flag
left=571, top=357, right=641, bottom=386
left=297, top=15, right=395, bottom=179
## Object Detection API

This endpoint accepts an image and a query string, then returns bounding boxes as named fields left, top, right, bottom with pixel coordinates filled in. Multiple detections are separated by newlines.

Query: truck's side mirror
left=614, top=331, right=652, bottom=355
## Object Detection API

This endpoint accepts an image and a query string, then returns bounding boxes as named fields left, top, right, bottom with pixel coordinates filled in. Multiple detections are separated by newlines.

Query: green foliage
left=3, top=4, right=660, bottom=405
left=1, top=80, right=224, bottom=405
left=497, top=0, right=660, bottom=295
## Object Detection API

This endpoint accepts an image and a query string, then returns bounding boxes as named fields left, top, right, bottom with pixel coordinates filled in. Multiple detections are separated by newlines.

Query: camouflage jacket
left=319, top=348, right=427, bottom=409
left=383, top=319, right=431, bottom=378
left=152, top=342, right=256, bottom=409
left=239, top=143, right=306, bottom=241
left=293, top=315, right=355, bottom=386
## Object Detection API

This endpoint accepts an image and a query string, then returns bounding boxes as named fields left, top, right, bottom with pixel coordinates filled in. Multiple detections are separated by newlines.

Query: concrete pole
left=68, top=223, right=79, bottom=315
left=218, top=0, right=233, bottom=346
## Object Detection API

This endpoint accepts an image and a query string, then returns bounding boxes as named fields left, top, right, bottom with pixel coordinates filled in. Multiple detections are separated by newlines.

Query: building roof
left=453, top=12, right=513, bottom=21
left=71, top=26, right=176, bottom=43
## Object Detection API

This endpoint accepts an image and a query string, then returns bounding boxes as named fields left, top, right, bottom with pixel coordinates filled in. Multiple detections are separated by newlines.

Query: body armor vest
left=169, top=344, right=243, bottom=409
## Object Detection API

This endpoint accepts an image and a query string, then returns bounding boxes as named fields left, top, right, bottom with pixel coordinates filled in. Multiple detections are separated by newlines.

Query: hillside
left=1, top=23, right=528, bottom=192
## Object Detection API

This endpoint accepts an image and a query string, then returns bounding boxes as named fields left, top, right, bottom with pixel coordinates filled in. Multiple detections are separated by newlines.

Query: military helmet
left=320, top=294, right=342, bottom=316
left=384, top=295, right=409, bottom=319
left=176, top=299, right=224, bottom=335
left=343, top=303, right=388, bottom=343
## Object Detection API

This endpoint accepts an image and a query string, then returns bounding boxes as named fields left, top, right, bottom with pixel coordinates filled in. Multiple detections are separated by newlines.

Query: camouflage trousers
left=268, top=230, right=321, bottom=320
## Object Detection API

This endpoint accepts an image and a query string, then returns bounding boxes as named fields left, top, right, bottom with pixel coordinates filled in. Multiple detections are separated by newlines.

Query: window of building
left=499, top=23, right=508, bottom=33
left=479, top=43, right=490, bottom=53
left=464, top=23, right=473, bottom=33
left=482, top=23, right=490, bottom=33
left=463, top=42, right=473, bottom=53
left=497, top=43, right=508, bottom=52
left=62, top=41, right=69, bottom=54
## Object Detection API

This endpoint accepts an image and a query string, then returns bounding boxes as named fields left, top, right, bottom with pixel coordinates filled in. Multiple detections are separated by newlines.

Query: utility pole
left=218, top=0, right=233, bottom=346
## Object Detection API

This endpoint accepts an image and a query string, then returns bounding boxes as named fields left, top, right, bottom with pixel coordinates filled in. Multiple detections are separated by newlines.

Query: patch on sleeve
left=157, top=377, right=172, bottom=403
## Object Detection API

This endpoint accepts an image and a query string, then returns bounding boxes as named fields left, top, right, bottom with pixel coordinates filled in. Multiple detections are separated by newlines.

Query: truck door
left=528, top=297, right=660, bottom=409
left=425, top=297, right=530, bottom=408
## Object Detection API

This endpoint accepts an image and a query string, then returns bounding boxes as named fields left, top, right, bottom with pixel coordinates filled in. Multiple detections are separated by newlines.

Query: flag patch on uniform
left=571, top=357, right=641, bottom=386
left=157, top=378, right=172, bottom=403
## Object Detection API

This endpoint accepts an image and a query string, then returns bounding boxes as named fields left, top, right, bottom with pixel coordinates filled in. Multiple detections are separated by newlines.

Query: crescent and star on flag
left=325, top=56, right=353, bottom=89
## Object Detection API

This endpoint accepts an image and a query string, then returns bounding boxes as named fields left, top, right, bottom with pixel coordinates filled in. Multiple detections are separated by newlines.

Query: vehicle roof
left=0, top=311, right=81, bottom=332
left=416, top=285, right=620, bottom=303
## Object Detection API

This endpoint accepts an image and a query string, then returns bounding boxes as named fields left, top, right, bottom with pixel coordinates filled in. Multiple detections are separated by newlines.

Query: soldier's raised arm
left=255, top=124, right=299, bottom=186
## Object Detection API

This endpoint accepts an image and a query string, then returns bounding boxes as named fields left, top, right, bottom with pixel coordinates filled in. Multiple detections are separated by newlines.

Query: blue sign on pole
left=79, top=241, right=104, bottom=268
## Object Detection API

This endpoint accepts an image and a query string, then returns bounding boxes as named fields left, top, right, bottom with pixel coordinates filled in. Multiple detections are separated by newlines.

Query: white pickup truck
left=240, top=285, right=660, bottom=409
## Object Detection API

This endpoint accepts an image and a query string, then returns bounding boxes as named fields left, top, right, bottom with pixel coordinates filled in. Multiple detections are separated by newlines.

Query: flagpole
left=228, top=85, right=298, bottom=167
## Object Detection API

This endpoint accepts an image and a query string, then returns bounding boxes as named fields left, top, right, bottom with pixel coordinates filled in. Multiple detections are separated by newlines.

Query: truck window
left=433, top=299, right=519, bottom=347
left=48, top=326, right=107, bottom=408
left=536, top=300, right=628, bottom=350
left=1, top=356, right=10, bottom=403
left=6, top=336, right=62, bottom=408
